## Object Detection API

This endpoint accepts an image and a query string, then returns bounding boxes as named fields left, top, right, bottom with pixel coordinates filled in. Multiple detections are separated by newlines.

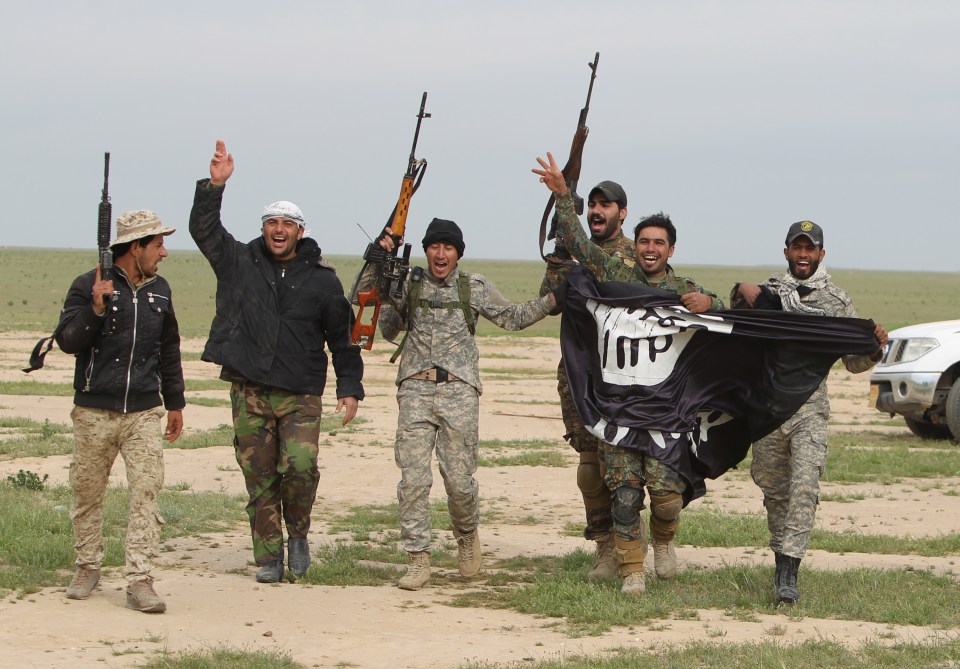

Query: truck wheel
left=946, top=380, right=960, bottom=442
left=904, top=416, right=951, bottom=440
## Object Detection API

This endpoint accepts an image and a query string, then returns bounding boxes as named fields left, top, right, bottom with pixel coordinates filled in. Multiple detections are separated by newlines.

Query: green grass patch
left=460, top=637, right=960, bottom=669
left=142, top=647, right=305, bottom=669
left=0, top=379, right=73, bottom=396
left=453, top=553, right=960, bottom=634
left=638, top=508, right=960, bottom=557
left=3, top=249, right=958, bottom=336
left=0, top=482, right=244, bottom=595
left=737, top=431, right=960, bottom=482
left=478, top=451, right=566, bottom=467
left=479, top=438, right=558, bottom=451
left=184, top=396, right=232, bottom=408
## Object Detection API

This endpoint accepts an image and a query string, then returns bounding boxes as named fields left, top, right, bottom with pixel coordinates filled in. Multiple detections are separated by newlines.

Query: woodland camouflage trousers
left=231, top=382, right=323, bottom=565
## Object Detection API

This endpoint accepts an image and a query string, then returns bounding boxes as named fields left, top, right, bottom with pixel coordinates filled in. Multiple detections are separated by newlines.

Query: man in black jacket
left=190, top=140, right=364, bottom=583
left=57, top=210, right=184, bottom=613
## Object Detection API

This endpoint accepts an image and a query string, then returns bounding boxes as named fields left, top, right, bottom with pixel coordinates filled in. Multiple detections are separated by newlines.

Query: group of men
left=52, top=141, right=886, bottom=614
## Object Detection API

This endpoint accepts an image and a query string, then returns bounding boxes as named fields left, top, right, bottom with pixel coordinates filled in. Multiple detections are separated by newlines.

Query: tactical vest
left=390, top=268, right=474, bottom=363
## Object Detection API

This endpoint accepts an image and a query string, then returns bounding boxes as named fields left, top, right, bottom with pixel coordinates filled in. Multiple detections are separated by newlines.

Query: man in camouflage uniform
left=732, top=220, right=887, bottom=603
left=190, top=140, right=364, bottom=583
left=358, top=218, right=560, bottom=590
left=534, top=152, right=723, bottom=595
left=539, top=180, right=636, bottom=581
left=56, top=211, right=184, bottom=613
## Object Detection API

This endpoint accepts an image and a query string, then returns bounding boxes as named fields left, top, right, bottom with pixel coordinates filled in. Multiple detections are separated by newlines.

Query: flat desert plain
left=0, top=331, right=958, bottom=668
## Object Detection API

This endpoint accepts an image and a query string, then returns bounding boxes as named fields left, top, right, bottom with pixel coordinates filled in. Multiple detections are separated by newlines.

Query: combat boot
left=775, top=552, right=801, bottom=603
left=126, top=578, right=166, bottom=613
left=66, top=565, right=101, bottom=600
left=615, top=531, right=647, bottom=597
left=586, top=532, right=618, bottom=581
left=453, top=527, right=482, bottom=578
left=649, top=491, right=682, bottom=580
left=255, top=545, right=284, bottom=583
left=288, top=537, right=311, bottom=577
left=398, top=551, right=431, bottom=590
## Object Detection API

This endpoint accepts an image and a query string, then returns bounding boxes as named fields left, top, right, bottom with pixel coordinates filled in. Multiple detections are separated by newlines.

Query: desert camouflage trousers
left=69, top=405, right=165, bottom=585
left=751, top=402, right=828, bottom=559
left=605, top=443, right=686, bottom=541
left=230, top=383, right=323, bottom=565
left=395, top=379, right=479, bottom=553
left=557, top=360, right=613, bottom=539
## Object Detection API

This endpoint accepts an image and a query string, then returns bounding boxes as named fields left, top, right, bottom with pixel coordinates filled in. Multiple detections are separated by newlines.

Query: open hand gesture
left=532, top=152, right=569, bottom=195
left=210, top=139, right=234, bottom=186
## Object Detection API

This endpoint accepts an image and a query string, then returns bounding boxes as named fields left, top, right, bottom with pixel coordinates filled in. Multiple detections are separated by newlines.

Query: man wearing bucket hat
left=189, top=140, right=364, bottom=584
left=356, top=219, right=560, bottom=591
left=539, top=179, right=636, bottom=583
left=732, top=220, right=887, bottom=604
left=55, top=210, right=184, bottom=613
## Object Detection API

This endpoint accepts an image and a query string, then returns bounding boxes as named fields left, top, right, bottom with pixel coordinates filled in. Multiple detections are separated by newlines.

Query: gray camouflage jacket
left=762, top=272, right=876, bottom=407
left=358, top=266, right=551, bottom=394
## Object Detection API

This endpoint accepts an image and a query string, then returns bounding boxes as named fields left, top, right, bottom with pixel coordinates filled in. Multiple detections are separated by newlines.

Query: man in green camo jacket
left=534, top=152, right=723, bottom=596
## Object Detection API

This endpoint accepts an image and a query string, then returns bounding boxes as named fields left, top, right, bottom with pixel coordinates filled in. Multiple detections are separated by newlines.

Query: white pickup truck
left=870, top=319, right=960, bottom=441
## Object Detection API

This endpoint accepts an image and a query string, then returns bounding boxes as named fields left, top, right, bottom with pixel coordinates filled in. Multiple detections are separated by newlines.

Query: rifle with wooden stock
left=351, top=92, right=431, bottom=349
left=538, top=52, right=599, bottom=259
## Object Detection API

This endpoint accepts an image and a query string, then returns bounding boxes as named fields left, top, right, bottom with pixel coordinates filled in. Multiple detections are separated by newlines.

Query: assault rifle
left=24, top=151, right=113, bottom=372
left=98, top=152, right=113, bottom=300
left=351, top=92, right=431, bottom=350
left=538, top=52, right=599, bottom=258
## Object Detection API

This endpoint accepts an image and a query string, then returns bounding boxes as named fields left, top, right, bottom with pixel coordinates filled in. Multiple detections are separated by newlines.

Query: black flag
left=561, top=267, right=879, bottom=504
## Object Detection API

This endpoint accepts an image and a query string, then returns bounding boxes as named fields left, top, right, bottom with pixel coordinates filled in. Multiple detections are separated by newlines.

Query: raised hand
left=532, top=152, right=569, bottom=195
left=209, top=139, right=235, bottom=186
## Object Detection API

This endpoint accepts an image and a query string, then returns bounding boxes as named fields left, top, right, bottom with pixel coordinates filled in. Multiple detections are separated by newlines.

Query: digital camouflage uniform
left=554, top=191, right=723, bottom=577
left=749, top=269, right=876, bottom=560
left=368, top=268, right=552, bottom=553
left=540, top=234, right=636, bottom=541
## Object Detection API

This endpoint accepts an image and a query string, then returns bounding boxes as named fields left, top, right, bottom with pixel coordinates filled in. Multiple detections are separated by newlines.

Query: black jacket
left=189, top=179, right=364, bottom=399
left=56, top=267, right=185, bottom=413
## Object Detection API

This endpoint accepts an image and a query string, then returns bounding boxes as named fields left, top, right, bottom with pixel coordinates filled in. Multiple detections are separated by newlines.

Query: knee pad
left=611, top=486, right=644, bottom=526
left=649, top=491, right=683, bottom=524
left=577, top=451, right=604, bottom=494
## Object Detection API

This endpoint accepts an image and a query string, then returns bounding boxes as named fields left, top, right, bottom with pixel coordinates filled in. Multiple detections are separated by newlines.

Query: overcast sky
left=1, top=1, right=957, bottom=271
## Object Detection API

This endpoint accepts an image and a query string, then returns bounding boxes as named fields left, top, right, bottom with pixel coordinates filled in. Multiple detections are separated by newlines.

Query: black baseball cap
left=588, top=181, right=627, bottom=208
left=785, top=220, right=824, bottom=247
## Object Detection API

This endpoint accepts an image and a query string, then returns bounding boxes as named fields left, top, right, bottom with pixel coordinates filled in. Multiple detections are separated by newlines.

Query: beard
left=788, top=257, right=820, bottom=280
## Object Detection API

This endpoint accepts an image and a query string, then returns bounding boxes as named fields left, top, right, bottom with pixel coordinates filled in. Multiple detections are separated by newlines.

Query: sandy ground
left=0, top=332, right=957, bottom=668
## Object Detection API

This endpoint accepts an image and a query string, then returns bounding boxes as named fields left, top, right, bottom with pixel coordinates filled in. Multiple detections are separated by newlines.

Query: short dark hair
left=633, top=213, right=676, bottom=246
left=112, top=234, right=156, bottom=261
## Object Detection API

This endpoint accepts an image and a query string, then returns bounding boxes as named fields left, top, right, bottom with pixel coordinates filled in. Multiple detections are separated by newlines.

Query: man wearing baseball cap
left=56, top=210, right=184, bottom=613
left=534, top=152, right=723, bottom=596
left=356, top=218, right=560, bottom=591
left=538, top=179, right=636, bottom=582
left=190, top=140, right=364, bottom=584
left=732, top=220, right=887, bottom=603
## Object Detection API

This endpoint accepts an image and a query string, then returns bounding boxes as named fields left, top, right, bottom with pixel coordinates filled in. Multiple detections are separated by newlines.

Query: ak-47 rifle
left=351, top=92, right=431, bottom=350
left=538, top=52, right=599, bottom=259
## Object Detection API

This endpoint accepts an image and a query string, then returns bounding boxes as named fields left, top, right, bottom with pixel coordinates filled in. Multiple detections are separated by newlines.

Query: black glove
left=549, top=281, right=568, bottom=316
left=363, top=241, right=387, bottom=264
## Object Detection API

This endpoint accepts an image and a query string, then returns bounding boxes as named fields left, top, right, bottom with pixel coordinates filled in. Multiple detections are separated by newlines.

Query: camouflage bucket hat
left=110, top=210, right=176, bottom=247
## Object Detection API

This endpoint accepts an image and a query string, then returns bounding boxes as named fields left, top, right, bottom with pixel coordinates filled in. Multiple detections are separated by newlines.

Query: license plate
left=868, top=383, right=879, bottom=408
